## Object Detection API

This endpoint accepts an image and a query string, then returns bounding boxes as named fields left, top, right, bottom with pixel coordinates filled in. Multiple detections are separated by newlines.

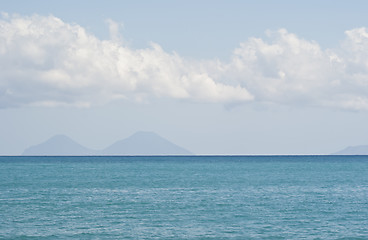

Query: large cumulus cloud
left=228, top=28, right=368, bottom=110
left=1, top=14, right=368, bottom=110
left=0, top=14, right=252, bottom=108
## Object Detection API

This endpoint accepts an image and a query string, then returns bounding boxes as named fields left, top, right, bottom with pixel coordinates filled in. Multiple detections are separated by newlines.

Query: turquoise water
left=0, top=156, right=367, bottom=239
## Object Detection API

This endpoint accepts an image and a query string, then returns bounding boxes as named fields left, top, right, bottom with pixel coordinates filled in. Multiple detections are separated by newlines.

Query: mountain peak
left=102, top=132, right=192, bottom=155
left=48, top=134, right=73, bottom=141
left=333, top=145, right=368, bottom=155
left=23, top=135, right=95, bottom=156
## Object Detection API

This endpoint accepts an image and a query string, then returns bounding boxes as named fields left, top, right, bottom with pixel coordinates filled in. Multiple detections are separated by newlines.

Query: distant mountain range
left=22, top=131, right=192, bottom=156
left=22, top=133, right=368, bottom=156
left=332, top=145, right=368, bottom=155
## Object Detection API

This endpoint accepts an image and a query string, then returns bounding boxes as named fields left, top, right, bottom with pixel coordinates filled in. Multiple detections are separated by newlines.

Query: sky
left=1, top=0, right=368, bottom=155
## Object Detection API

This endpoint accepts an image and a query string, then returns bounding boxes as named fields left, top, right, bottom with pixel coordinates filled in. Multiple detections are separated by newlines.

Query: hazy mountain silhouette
left=22, top=132, right=191, bottom=156
left=333, top=145, right=368, bottom=155
left=23, top=135, right=95, bottom=156
left=101, top=131, right=192, bottom=155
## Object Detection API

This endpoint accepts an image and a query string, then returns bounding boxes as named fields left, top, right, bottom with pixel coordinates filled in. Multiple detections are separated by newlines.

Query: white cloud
left=0, top=14, right=253, bottom=108
left=1, top=14, right=368, bottom=110
left=226, top=28, right=368, bottom=110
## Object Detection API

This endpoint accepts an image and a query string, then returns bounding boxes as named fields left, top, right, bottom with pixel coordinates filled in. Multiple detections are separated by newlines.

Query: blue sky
left=1, top=1, right=368, bottom=155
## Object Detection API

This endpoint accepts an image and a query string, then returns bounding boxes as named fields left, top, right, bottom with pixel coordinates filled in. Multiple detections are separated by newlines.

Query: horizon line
left=1, top=154, right=367, bottom=157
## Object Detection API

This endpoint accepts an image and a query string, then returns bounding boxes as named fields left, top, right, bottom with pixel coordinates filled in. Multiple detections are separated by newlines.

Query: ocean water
left=0, top=156, right=367, bottom=239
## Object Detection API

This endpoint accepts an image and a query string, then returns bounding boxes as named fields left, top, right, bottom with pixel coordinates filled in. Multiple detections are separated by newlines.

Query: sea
left=0, top=155, right=367, bottom=239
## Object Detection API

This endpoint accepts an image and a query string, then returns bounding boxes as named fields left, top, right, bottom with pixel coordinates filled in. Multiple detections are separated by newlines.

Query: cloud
left=1, top=14, right=368, bottom=110
left=0, top=14, right=253, bottom=108
left=226, top=28, right=368, bottom=110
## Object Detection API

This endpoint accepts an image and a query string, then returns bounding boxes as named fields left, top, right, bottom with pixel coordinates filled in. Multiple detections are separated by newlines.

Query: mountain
left=22, top=132, right=192, bottom=156
left=101, top=131, right=192, bottom=155
left=22, top=135, right=95, bottom=156
left=333, top=145, right=368, bottom=155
